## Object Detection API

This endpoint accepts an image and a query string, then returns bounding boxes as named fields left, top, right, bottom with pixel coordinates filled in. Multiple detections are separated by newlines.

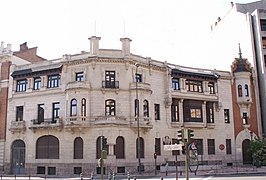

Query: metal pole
left=135, top=63, right=141, bottom=174
left=175, top=154, right=178, bottom=180
left=185, top=141, right=189, bottom=180
left=101, top=136, right=104, bottom=180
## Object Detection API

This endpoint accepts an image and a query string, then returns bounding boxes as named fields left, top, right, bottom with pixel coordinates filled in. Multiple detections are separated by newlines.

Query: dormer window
left=238, top=85, right=242, bottom=97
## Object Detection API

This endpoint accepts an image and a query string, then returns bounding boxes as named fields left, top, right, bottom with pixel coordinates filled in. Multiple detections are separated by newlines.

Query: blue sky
left=1, top=0, right=254, bottom=70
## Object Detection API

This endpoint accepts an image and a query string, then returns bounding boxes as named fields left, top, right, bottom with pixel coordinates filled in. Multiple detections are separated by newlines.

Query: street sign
left=164, top=143, right=182, bottom=151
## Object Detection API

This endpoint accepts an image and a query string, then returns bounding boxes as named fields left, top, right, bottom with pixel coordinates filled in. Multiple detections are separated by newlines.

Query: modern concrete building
left=3, top=36, right=260, bottom=176
left=210, top=0, right=266, bottom=137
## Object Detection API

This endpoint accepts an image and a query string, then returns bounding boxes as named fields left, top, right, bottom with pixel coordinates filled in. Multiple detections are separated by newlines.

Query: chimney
left=7, top=44, right=11, bottom=51
left=120, top=37, right=131, bottom=57
left=88, top=36, right=101, bottom=55
left=20, top=42, right=28, bottom=51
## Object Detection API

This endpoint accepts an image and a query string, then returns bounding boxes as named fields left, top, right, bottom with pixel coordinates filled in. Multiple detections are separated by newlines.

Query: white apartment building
left=4, top=36, right=249, bottom=176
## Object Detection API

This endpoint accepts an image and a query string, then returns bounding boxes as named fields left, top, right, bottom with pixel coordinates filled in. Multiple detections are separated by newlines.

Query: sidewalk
left=0, top=166, right=265, bottom=179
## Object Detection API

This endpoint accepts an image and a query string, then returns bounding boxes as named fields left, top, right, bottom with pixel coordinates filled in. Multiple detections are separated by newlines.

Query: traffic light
left=177, top=129, right=184, bottom=142
left=154, top=153, right=157, bottom=159
left=188, top=128, right=194, bottom=142
left=155, top=144, right=160, bottom=155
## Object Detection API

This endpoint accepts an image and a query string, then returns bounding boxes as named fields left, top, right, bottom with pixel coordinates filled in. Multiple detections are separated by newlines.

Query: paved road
left=1, top=173, right=266, bottom=180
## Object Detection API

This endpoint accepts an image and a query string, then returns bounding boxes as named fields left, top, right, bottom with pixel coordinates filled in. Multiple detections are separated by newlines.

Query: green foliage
left=249, top=137, right=266, bottom=165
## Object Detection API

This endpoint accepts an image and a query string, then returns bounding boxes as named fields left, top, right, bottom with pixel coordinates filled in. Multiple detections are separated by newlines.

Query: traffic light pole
left=175, top=154, right=178, bottom=180
left=101, top=136, right=104, bottom=180
left=185, top=140, right=189, bottom=180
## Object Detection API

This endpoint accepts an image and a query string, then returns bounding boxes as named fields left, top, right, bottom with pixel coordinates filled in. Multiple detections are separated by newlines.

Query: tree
left=249, top=137, right=266, bottom=166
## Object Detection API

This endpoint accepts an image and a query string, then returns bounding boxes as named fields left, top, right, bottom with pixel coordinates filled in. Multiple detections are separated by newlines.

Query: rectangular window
left=76, top=72, right=84, bottom=81
left=190, top=109, right=201, bottom=118
left=224, top=109, right=230, bottom=123
left=185, top=80, right=202, bottom=92
left=52, top=102, right=60, bottom=122
left=48, top=167, right=56, bottom=175
left=206, top=102, right=214, bottom=123
left=33, top=77, right=41, bottom=90
left=154, top=104, right=160, bottom=120
left=136, top=73, right=142, bottom=83
left=171, top=99, right=179, bottom=122
left=16, top=79, right=27, bottom=92
left=47, top=74, right=60, bottom=88
left=208, top=82, right=215, bottom=94
left=16, top=106, right=24, bottom=121
left=207, top=139, right=215, bottom=155
left=37, top=166, right=45, bottom=174
left=105, top=71, right=116, bottom=88
left=155, top=138, right=161, bottom=156
left=37, top=104, right=45, bottom=124
left=183, top=100, right=203, bottom=122
left=261, top=19, right=266, bottom=31
left=242, top=112, right=248, bottom=124
left=262, top=37, right=266, bottom=49
left=172, top=78, right=180, bottom=90
left=74, top=167, right=82, bottom=175
left=226, top=139, right=232, bottom=154
left=194, top=139, right=203, bottom=155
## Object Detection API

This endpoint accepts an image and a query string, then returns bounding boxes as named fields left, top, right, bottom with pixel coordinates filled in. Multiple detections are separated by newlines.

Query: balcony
left=130, top=117, right=153, bottom=133
left=94, top=116, right=128, bottom=126
left=9, top=120, right=26, bottom=133
left=29, top=118, right=63, bottom=132
left=102, top=81, right=119, bottom=89
left=171, top=89, right=218, bottom=102
left=130, top=82, right=151, bottom=92
left=183, top=121, right=205, bottom=128
left=65, top=116, right=91, bottom=128
left=66, top=81, right=91, bottom=90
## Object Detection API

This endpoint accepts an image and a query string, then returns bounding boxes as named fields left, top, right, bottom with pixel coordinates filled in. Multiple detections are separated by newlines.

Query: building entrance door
left=11, top=140, right=25, bottom=174
left=242, top=139, right=252, bottom=164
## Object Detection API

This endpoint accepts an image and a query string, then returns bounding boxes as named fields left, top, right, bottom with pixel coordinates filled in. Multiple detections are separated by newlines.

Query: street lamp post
left=135, top=63, right=141, bottom=174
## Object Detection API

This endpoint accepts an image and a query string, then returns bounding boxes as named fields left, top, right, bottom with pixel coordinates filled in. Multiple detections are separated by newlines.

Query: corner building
left=4, top=36, right=258, bottom=176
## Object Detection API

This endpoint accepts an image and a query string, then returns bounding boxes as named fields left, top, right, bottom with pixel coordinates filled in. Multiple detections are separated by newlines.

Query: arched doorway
left=11, top=140, right=26, bottom=174
left=242, top=139, right=252, bottom=164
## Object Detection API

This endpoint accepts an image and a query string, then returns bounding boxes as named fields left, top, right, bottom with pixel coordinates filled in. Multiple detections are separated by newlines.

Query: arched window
left=143, top=100, right=149, bottom=117
left=134, top=99, right=139, bottom=117
left=81, top=98, right=86, bottom=120
left=114, top=136, right=125, bottom=159
left=96, top=136, right=109, bottom=159
left=105, top=99, right=115, bottom=116
left=70, top=99, right=77, bottom=116
left=238, top=85, right=242, bottom=97
left=136, top=137, right=144, bottom=158
left=36, top=135, right=59, bottom=159
left=74, top=137, right=83, bottom=159
left=245, top=84, right=249, bottom=97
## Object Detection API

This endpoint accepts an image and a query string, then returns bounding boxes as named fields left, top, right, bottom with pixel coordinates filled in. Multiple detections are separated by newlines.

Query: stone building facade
left=3, top=36, right=260, bottom=176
